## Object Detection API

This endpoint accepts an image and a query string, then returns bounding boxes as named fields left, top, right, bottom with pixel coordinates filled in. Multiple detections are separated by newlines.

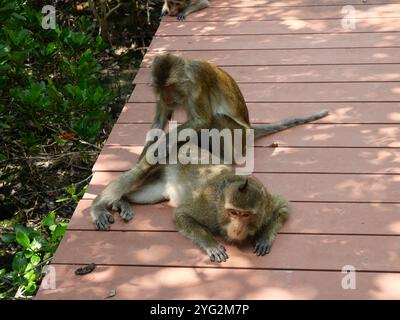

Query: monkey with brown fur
left=94, top=53, right=328, bottom=232
left=91, top=143, right=289, bottom=262
left=140, top=53, right=328, bottom=161
left=162, top=0, right=209, bottom=20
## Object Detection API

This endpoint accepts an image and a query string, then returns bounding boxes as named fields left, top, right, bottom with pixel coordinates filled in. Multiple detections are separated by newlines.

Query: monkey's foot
left=177, top=13, right=186, bottom=20
left=93, top=211, right=115, bottom=230
left=253, top=239, right=272, bottom=256
left=112, top=200, right=134, bottom=222
left=205, top=244, right=229, bottom=263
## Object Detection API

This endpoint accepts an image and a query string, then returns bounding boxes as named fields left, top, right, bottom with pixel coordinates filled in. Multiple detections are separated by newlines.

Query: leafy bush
left=0, top=0, right=114, bottom=152
left=0, top=212, right=67, bottom=298
left=0, top=0, right=116, bottom=299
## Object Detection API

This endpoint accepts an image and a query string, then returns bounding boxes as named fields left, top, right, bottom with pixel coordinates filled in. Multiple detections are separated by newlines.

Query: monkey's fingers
left=94, top=212, right=114, bottom=230
left=177, top=14, right=186, bottom=21
left=206, top=245, right=229, bottom=263
left=112, top=200, right=134, bottom=222
left=253, top=240, right=272, bottom=256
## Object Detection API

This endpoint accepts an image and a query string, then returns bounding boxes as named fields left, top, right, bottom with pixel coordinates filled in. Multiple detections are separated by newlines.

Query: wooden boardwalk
left=36, top=0, right=400, bottom=299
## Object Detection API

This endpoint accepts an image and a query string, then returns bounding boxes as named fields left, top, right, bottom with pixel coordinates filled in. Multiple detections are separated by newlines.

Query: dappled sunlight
left=366, top=127, right=400, bottom=147
left=388, top=112, right=400, bottom=121
left=302, top=133, right=334, bottom=142
left=370, top=274, right=400, bottom=299
left=389, top=222, right=400, bottom=233
left=336, top=179, right=387, bottom=200
left=244, top=286, right=317, bottom=300
left=135, top=245, right=174, bottom=263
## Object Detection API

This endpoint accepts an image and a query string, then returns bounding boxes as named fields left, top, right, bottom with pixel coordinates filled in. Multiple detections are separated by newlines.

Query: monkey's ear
left=238, top=179, right=248, bottom=192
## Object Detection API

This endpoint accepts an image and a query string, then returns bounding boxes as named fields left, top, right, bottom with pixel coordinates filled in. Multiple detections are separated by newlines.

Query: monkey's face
left=161, top=84, right=186, bottom=106
left=221, top=178, right=268, bottom=242
left=166, top=0, right=190, bottom=16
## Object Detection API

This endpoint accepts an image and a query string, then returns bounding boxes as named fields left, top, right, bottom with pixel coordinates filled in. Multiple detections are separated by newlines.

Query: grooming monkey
left=139, top=53, right=328, bottom=161
left=91, top=144, right=289, bottom=261
left=162, top=0, right=209, bottom=20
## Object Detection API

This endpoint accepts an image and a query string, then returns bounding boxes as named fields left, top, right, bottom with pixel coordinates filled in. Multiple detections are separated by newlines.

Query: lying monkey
left=91, top=143, right=289, bottom=262
left=162, top=0, right=209, bottom=20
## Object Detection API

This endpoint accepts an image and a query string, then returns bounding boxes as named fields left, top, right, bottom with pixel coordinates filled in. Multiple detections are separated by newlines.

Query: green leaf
left=66, top=184, right=76, bottom=196
left=30, top=254, right=41, bottom=265
left=12, top=252, right=28, bottom=273
left=24, top=281, right=37, bottom=295
left=51, top=223, right=67, bottom=240
left=55, top=197, right=69, bottom=203
left=14, top=225, right=39, bottom=238
left=16, top=230, right=30, bottom=248
left=45, top=42, right=57, bottom=56
left=1, top=233, right=15, bottom=243
left=29, top=238, right=42, bottom=251
left=41, top=211, right=56, bottom=227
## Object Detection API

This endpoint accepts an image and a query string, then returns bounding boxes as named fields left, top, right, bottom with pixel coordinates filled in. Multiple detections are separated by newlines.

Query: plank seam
left=49, top=262, right=400, bottom=274
left=65, top=229, right=400, bottom=237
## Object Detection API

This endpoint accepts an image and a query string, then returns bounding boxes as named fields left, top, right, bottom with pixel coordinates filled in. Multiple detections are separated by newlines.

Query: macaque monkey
left=161, top=0, right=209, bottom=20
left=91, top=144, right=289, bottom=261
left=139, top=53, right=328, bottom=161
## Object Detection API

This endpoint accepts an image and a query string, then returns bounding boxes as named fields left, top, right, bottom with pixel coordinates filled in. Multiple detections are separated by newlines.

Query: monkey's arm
left=253, top=194, right=289, bottom=256
left=138, top=100, right=173, bottom=161
left=174, top=205, right=229, bottom=263
left=177, top=0, right=209, bottom=20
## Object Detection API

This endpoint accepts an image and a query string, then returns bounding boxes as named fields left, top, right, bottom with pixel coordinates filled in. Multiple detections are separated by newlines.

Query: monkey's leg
left=109, top=169, right=167, bottom=222
left=177, top=0, right=210, bottom=20
left=124, top=179, right=167, bottom=204
left=161, top=1, right=169, bottom=16
left=174, top=207, right=229, bottom=263
left=253, top=194, right=289, bottom=256
left=91, top=157, right=156, bottom=230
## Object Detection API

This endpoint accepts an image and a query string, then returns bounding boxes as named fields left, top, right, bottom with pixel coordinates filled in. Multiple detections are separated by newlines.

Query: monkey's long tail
left=252, top=109, right=329, bottom=139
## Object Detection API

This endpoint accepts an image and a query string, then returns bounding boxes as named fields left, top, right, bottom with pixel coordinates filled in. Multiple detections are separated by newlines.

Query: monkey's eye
left=228, top=210, right=238, bottom=216
left=242, top=212, right=250, bottom=218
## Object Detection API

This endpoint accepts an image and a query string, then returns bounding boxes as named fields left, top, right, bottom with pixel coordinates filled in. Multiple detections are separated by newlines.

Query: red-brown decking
left=36, top=0, right=400, bottom=300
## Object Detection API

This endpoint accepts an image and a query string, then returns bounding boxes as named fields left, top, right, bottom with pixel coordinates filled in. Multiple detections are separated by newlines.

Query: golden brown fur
left=162, top=0, right=209, bottom=20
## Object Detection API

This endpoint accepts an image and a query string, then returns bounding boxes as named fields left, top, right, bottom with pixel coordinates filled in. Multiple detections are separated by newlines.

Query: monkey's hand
left=205, top=243, right=229, bottom=263
left=253, top=238, right=273, bottom=256
left=93, top=210, right=115, bottom=230
left=112, top=199, right=134, bottom=222
left=177, top=13, right=187, bottom=20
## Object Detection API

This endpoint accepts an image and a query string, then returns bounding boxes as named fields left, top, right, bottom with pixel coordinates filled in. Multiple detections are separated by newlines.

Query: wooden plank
left=129, top=83, right=400, bottom=103
left=51, top=231, right=400, bottom=272
left=162, top=5, right=400, bottom=22
left=209, top=0, right=397, bottom=7
left=118, top=102, right=400, bottom=124
left=157, top=19, right=400, bottom=36
left=133, top=64, right=400, bottom=83
left=149, top=33, right=400, bottom=51
left=105, top=123, right=400, bottom=148
left=93, top=146, right=400, bottom=174
left=84, top=171, right=400, bottom=203
left=141, top=48, right=400, bottom=66
left=35, top=264, right=400, bottom=300
left=69, top=199, right=400, bottom=235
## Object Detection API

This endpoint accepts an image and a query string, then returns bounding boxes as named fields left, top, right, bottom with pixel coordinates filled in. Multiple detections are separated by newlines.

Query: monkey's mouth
left=225, top=226, right=249, bottom=242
